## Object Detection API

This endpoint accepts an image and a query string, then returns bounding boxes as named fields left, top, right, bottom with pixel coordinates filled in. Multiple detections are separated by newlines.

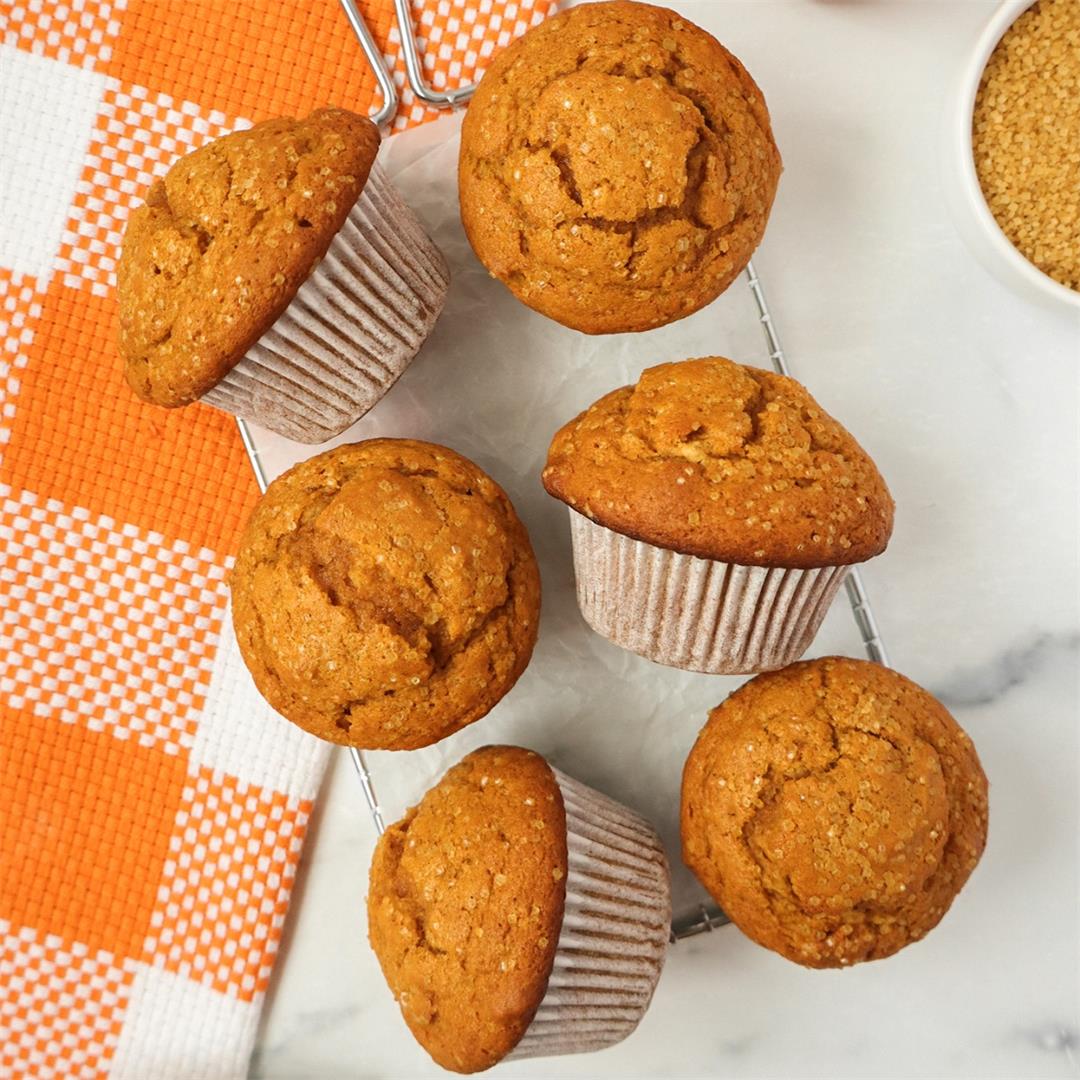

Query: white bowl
left=944, top=0, right=1080, bottom=311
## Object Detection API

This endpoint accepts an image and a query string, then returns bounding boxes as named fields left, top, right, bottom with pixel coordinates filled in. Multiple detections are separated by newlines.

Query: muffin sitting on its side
left=681, top=657, right=989, bottom=968
left=230, top=440, right=540, bottom=750
left=368, top=746, right=671, bottom=1072
left=459, top=0, right=781, bottom=334
left=119, top=108, right=449, bottom=443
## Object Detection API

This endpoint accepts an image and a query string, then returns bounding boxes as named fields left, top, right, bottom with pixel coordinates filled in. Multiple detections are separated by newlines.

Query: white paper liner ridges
left=508, top=768, right=671, bottom=1061
left=570, top=511, right=850, bottom=675
left=203, top=163, right=449, bottom=443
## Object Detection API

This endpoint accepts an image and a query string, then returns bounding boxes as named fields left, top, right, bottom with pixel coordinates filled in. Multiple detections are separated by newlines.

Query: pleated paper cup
left=569, top=510, right=850, bottom=675
left=202, top=163, right=449, bottom=443
left=508, top=767, right=671, bottom=1061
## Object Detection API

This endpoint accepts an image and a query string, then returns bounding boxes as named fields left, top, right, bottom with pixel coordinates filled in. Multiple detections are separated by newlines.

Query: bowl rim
left=955, top=0, right=1080, bottom=309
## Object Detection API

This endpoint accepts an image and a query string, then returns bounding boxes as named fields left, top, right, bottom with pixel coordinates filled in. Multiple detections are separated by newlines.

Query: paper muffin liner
left=508, top=768, right=671, bottom=1062
left=569, top=510, right=850, bottom=675
left=202, top=163, right=450, bottom=443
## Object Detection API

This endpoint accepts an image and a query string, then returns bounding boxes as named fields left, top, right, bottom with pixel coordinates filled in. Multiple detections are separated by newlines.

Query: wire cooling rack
left=234, top=0, right=891, bottom=942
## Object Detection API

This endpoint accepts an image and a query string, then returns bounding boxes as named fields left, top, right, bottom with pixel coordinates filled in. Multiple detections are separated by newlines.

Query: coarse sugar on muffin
left=120, top=108, right=380, bottom=406
left=368, top=745, right=671, bottom=1073
left=230, top=440, right=540, bottom=750
left=543, top=358, right=893, bottom=673
left=368, top=747, right=567, bottom=1073
left=458, top=0, right=781, bottom=334
left=543, top=356, right=893, bottom=569
left=118, top=107, right=449, bottom=443
left=681, top=657, right=989, bottom=968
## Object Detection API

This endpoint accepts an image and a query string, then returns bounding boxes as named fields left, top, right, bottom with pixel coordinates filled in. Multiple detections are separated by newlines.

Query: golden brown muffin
left=368, top=746, right=567, bottom=1073
left=543, top=357, right=893, bottom=568
left=458, top=1, right=781, bottom=334
left=230, top=440, right=541, bottom=750
left=119, top=107, right=380, bottom=406
left=681, top=657, right=989, bottom=968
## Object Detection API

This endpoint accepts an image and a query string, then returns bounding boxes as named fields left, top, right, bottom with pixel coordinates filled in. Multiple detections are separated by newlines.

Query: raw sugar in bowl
left=944, top=0, right=1080, bottom=311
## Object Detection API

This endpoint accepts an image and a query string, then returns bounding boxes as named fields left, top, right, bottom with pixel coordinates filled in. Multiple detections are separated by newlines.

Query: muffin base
left=507, top=768, right=671, bottom=1061
left=203, top=163, right=449, bottom=443
left=569, top=511, right=850, bottom=675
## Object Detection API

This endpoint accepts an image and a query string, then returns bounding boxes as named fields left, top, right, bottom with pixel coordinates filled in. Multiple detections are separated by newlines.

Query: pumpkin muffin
left=542, top=357, right=894, bottom=673
left=368, top=746, right=671, bottom=1072
left=119, top=107, right=449, bottom=443
left=459, top=1, right=781, bottom=334
left=681, top=657, right=989, bottom=968
left=230, top=440, right=540, bottom=750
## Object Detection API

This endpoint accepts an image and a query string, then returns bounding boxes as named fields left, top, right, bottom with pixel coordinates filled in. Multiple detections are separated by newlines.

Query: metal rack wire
left=234, top=0, right=891, bottom=943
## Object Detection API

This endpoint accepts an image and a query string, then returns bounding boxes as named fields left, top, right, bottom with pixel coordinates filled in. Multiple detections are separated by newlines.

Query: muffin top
left=119, top=107, right=380, bottom=407
left=543, top=357, right=893, bottom=567
left=681, top=657, right=989, bottom=968
left=368, top=746, right=567, bottom=1073
left=458, top=1, right=781, bottom=334
left=230, top=440, right=541, bottom=750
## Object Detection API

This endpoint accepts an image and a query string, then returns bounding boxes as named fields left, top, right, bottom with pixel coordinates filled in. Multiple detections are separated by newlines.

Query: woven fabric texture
left=0, top=1, right=555, bottom=1076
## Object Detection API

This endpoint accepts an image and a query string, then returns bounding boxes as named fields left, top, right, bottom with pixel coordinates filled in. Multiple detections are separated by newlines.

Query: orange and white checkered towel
left=0, top=2, right=555, bottom=1076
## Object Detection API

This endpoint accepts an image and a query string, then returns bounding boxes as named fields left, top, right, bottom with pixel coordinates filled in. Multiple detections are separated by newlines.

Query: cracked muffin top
left=458, top=1, right=781, bottom=334
left=543, top=357, right=894, bottom=568
left=118, top=107, right=379, bottom=407
left=681, top=657, right=989, bottom=969
left=230, top=440, right=541, bottom=751
left=368, top=746, right=567, bottom=1073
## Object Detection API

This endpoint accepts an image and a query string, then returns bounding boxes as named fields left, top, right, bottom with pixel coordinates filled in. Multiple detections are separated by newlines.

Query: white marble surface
left=247, top=1, right=1080, bottom=1076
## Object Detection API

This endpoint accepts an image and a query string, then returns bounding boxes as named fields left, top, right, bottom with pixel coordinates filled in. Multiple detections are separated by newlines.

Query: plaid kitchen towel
left=0, top=1, right=556, bottom=1076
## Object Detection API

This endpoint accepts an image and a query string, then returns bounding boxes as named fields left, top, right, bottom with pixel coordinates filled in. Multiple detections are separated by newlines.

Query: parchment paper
left=251, top=112, right=872, bottom=915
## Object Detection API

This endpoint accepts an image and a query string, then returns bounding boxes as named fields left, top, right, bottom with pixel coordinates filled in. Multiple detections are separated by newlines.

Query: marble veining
left=931, top=630, right=1080, bottom=709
